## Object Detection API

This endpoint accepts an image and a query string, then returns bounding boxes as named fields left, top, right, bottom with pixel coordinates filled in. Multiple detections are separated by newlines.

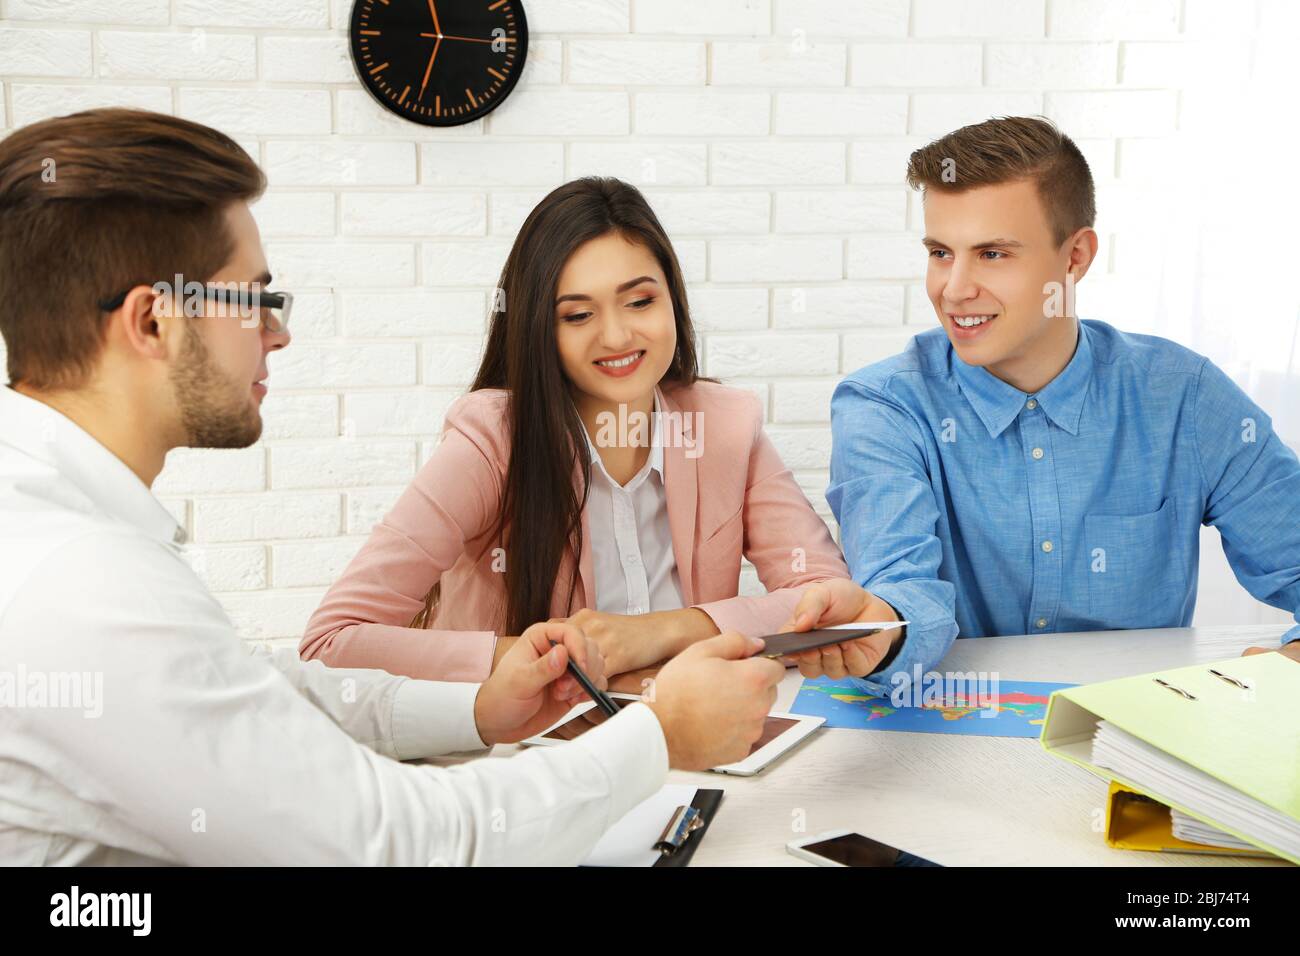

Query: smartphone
left=786, top=830, right=940, bottom=867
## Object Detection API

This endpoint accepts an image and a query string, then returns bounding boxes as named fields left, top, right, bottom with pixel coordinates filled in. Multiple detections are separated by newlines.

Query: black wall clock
left=349, top=0, right=528, bottom=127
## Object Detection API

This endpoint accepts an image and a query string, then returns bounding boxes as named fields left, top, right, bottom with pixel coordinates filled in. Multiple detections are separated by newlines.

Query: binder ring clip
left=1208, top=668, right=1251, bottom=690
left=1153, top=678, right=1197, bottom=700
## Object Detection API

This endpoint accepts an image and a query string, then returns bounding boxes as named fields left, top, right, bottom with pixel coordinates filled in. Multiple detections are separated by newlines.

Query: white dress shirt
left=585, top=394, right=685, bottom=616
left=0, top=386, right=668, bottom=866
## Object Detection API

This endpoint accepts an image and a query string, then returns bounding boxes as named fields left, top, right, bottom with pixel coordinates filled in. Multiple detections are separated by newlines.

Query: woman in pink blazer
left=301, top=177, right=849, bottom=687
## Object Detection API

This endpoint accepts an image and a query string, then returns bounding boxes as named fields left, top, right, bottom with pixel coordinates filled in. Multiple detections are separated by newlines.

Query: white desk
left=501, top=624, right=1294, bottom=867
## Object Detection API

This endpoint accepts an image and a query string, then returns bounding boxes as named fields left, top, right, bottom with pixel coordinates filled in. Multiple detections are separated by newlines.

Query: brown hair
left=413, top=177, right=706, bottom=635
left=0, top=108, right=266, bottom=389
left=906, top=115, right=1095, bottom=247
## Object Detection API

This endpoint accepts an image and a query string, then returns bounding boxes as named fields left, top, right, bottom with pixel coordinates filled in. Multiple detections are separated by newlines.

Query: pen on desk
left=551, top=640, right=620, bottom=717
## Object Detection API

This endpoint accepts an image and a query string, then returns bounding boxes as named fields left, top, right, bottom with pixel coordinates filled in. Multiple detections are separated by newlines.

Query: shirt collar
left=584, top=389, right=665, bottom=484
left=0, top=386, right=188, bottom=546
left=951, top=322, right=1093, bottom=438
left=1034, top=322, right=1093, bottom=436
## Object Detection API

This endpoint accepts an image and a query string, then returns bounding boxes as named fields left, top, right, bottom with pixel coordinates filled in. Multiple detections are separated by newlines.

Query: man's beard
left=169, top=323, right=262, bottom=449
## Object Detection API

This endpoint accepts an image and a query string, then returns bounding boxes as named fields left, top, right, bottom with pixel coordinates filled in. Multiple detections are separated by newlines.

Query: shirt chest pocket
left=1084, top=497, right=1187, bottom=629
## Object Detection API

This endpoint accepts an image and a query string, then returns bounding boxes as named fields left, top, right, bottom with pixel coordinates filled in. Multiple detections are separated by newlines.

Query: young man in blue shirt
left=784, top=116, right=1300, bottom=688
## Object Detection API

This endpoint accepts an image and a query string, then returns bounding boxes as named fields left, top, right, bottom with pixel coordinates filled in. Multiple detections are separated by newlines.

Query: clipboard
left=580, top=786, right=723, bottom=868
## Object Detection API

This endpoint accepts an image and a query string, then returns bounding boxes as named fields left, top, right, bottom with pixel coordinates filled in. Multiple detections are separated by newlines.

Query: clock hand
left=418, top=35, right=443, bottom=100
left=419, top=33, right=511, bottom=45
left=426, top=0, right=442, bottom=37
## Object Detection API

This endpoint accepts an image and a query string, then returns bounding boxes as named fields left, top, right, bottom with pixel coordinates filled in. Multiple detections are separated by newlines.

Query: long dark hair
left=417, top=177, right=705, bottom=636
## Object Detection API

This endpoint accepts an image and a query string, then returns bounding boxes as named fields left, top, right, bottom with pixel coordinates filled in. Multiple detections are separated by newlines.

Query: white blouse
left=584, top=395, right=685, bottom=616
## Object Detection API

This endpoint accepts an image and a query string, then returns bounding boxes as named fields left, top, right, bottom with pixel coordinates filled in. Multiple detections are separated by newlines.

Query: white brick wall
left=1, top=0, right=1287, bottom=638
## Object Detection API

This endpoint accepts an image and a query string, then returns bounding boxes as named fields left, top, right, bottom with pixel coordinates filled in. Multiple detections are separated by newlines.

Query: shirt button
left=1026, top=399, right=1038, bottom=410
left=630, top=606, right=644, bottom=615
left=1036, top=618, right=1048, bottom=629
left=1041, top=540, right=1054, bottom=553
left=1032, top=447, right=1044, bottom=460
left=625, top=553, right=640, bottom=565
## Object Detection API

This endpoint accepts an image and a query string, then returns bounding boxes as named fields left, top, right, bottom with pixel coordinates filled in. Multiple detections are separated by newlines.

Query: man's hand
left=643, top=631, right=785, bottom=771
left=473, top=621, right=605, bottom=745
left=1242, top=642, right=1300, bottom=664
left=560, top=607, right=717, bottom=678
left=779, top=579, right=905, bottom=680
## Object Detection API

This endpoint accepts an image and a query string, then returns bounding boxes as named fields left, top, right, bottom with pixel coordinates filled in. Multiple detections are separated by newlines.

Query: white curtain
left=1088, top=9, right=1300, bottom=627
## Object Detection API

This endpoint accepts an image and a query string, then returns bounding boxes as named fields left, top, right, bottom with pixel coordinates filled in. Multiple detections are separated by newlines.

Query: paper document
left=580, top=784, right=699, bottom=868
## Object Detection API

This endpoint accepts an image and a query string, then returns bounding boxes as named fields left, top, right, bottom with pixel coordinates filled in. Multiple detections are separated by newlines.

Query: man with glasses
left=0, top=108, right=784, bottom=865
left=98, top=280, right=294, bottom=331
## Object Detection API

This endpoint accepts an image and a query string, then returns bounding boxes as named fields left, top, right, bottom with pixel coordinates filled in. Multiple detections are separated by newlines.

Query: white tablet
left=520, top=693, right=825, bottom=776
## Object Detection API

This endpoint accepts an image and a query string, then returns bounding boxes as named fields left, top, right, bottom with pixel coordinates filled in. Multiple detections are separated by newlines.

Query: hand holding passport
left=756, top=622, right=909, bottom=661
left=771, top=579, right=910, bottom=679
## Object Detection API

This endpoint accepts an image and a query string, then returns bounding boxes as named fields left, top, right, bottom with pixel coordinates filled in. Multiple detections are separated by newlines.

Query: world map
left=791, top=677, right=1076, bottom=738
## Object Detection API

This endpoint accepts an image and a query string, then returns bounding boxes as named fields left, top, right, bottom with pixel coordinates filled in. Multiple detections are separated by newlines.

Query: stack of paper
left=1091, top=720, right=1300, bottom=862
left=1170, top=809, right=1260, bottom=852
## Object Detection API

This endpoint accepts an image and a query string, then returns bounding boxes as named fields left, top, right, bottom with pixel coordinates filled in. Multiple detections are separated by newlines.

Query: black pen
left=550, top=640, right=620, bottom=717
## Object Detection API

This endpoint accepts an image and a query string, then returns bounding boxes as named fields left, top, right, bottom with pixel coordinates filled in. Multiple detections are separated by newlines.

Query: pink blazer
left=300, top=381, right=849, bottom=682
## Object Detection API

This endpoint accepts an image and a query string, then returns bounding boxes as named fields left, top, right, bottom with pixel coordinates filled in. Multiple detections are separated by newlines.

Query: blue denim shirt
left=829, top=319, right=1300, bottom=695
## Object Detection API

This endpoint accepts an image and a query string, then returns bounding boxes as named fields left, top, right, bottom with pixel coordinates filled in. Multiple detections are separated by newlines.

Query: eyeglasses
left=97, top=283, right=294, bottom=334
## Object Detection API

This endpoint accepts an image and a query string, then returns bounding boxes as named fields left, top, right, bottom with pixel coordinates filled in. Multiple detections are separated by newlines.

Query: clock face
left=349, top=0, right=528, bottom=127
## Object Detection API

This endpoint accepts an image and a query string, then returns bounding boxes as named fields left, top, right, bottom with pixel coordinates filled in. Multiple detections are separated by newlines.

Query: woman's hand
left=559, top=607, right=718, bottom=678
left=607, top=664, right=663, bottom=695
left=488, top=634, right=518, bottom=673
left=779, top=580, right=905, bottom=680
